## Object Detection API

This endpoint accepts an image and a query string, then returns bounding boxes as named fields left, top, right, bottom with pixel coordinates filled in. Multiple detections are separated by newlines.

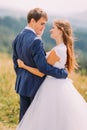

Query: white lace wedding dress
left=16, top=43, right=87, bottom=130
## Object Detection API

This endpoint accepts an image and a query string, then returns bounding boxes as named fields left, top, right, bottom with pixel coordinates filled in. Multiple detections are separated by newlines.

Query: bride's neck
left=56, top=38, right=64, bottom=45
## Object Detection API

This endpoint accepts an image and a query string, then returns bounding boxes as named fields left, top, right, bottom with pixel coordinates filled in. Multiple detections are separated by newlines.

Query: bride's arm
left=17, top=59, right=44, bottom=77
left=47, top=50, right=60, bottom=65
left=17, top=50, right=60, bottom=77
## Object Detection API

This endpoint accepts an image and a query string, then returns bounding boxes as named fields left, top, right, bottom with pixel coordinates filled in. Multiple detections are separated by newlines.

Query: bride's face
left=50, top=24, right=62, bottom=40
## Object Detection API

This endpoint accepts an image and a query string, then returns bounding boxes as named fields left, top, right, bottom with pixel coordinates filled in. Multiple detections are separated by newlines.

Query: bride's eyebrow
left=52, top=26, right=54, bottom=29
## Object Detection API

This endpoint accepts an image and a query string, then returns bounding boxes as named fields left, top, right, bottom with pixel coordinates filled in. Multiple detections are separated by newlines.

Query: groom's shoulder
left=31, top=36, right=43, bottom=50
left=34, top=36, right=42, bottom=41
left=33, top=36, right=42, bottom=44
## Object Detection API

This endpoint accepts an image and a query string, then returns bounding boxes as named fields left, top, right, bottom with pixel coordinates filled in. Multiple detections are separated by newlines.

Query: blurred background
left=0, top=0, right=87, bottom=129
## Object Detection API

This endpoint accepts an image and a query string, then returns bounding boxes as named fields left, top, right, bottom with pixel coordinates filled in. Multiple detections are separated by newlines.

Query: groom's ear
left=30, top=18, right=36, bottom=27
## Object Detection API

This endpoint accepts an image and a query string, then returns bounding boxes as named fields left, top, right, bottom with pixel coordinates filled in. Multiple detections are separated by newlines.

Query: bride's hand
left=17, top=59, right=25, bottom=68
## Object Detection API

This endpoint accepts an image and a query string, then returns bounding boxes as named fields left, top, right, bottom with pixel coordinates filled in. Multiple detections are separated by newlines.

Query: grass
left=0, top=53, right=19, bottom=129
left=69, top=72, right=87, bottom=101
left=0, top=53, right=87, bottom=129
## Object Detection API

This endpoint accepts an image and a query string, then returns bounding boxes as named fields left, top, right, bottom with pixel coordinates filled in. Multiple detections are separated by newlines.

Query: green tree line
left=0, top=16, right=87, bottom=73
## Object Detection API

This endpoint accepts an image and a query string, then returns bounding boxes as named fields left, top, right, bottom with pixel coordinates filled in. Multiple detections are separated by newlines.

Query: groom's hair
left=27, top=8, right=48, bottom=23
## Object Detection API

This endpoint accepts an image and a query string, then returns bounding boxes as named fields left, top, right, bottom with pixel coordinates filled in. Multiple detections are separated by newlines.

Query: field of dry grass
left=0, top=53, right=87, bottom=130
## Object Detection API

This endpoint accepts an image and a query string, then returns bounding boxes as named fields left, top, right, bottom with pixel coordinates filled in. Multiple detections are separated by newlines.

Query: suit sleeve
left=32, top=39, right=68, bottom=79
left=12, top=36, right=19, bottom=74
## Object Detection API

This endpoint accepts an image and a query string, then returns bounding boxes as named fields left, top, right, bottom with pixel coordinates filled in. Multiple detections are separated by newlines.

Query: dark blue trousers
left=19, top=95, right=33, bottom=122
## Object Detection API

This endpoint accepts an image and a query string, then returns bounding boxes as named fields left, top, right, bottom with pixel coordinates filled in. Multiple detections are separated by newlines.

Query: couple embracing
left=12, top=8, right=87, bottom=130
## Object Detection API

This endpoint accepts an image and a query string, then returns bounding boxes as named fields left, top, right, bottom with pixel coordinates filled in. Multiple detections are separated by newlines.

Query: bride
left=16, top=19, right=87, bottom=130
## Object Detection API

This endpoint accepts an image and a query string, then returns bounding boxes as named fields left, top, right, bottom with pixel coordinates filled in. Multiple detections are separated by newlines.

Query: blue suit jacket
left=12, top=29, right=68, bottom=98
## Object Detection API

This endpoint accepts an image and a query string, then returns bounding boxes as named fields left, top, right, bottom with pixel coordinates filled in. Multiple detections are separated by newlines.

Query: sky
left=0, top=0, right=87, bottom=15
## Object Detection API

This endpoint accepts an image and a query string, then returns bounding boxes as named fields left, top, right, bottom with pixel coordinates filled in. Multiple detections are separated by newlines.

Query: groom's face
left=32, top=17, right=47, bottom=36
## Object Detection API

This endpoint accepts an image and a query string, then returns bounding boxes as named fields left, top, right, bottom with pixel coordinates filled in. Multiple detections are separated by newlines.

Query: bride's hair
left=54, top=19, right=78, bottom=73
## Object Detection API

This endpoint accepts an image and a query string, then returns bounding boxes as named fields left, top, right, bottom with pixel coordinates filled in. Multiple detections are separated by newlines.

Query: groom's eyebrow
left=41, top=22, right=46, bottom=25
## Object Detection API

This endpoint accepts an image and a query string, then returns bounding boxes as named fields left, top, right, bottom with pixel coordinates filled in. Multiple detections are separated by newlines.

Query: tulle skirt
left=16, top=76, right=87, bottom=130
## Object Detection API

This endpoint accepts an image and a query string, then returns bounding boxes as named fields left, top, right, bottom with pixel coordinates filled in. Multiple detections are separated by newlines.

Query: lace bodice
left=46, top=43, right=67, bottom=69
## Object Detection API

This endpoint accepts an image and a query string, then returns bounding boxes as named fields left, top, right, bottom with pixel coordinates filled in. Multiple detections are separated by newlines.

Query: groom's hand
left=47, top=50, right=60, bottom=65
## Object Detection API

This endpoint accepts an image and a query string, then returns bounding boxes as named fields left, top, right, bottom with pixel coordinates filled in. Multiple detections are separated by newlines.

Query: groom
left=12, top=8, right=68, bottom=122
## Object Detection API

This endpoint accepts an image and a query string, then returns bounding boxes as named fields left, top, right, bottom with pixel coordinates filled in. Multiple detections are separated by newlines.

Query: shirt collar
left=25, top=26, right=36, bottom=34
left=25, top=26, right=42, bottom=40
